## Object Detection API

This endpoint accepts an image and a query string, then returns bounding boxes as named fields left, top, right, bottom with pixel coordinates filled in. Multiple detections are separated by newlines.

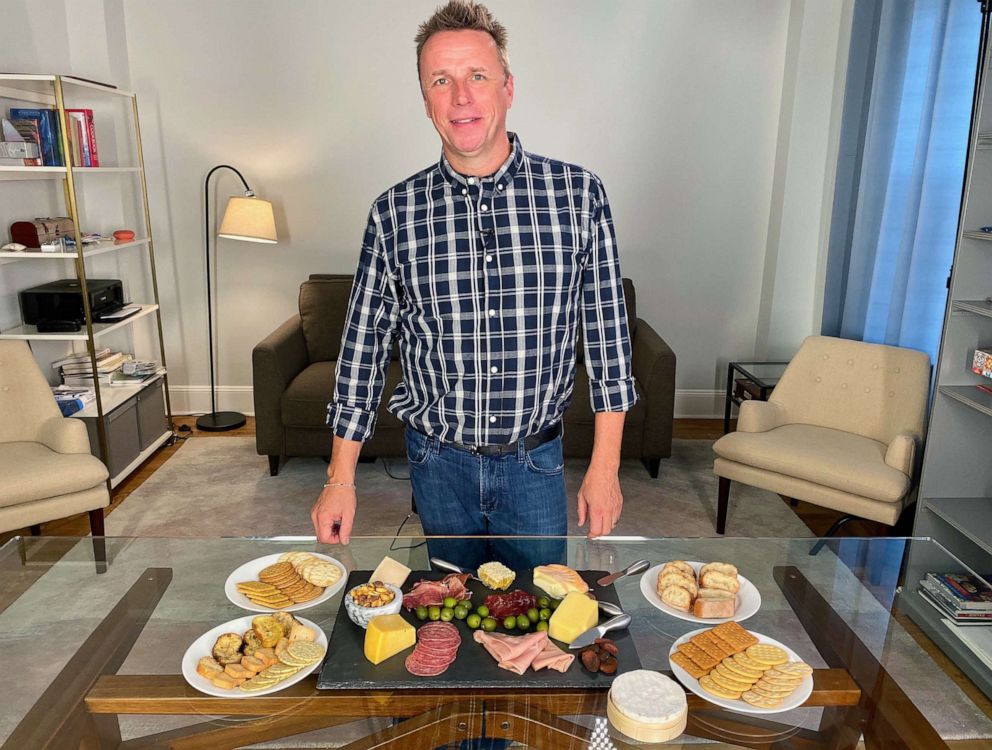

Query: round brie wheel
left=609, top=670, right=687, bottom=725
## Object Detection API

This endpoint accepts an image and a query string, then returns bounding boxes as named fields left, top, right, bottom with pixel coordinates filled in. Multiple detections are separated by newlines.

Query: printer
left=19, top=278, right=125, bottom=324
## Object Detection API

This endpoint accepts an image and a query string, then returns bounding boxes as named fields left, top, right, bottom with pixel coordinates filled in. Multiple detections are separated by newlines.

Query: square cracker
left=677, top=641, right=719, bottom=671
left=670, top=650, right=708, bottom=680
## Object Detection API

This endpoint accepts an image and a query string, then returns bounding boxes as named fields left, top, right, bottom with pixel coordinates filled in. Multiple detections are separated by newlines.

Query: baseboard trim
left=167, top=386, right=727, bottom=420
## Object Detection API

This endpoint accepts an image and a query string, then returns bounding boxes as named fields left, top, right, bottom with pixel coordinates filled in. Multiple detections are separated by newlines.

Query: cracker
left=753, top=680, right=796, bottom=695
left=301, top=561, right=341, bottom=587
left=677, top=642, right=719, bottom=671
left=741, top=690, right=783, bottom=709
left=770, top=662, right=812, bottom=677
left=711, top=622, right=759, bottom=651
left=709, top=668, right=754, bottom=693
left=721, top=656, right=763, bottom=680
left=714, top=663, right=756, bottom=688
left=670, top=650, right=708, bottom=680
left=732, top=652, right=768, bottom=672
left=699, top=674, right=741, bottom=700
left=697, top=631, right=734, bottom=658
left=746, top=643, right=789, bottom=667
left=689, top=633, right=727, bottom=663
left=259, top=562, right=294, bottom=582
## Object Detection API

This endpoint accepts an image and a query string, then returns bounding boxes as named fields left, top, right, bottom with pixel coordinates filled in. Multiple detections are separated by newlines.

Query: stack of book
left=51, top=386, right=95, bottom=417
left=2, top=107, right=100, bottom=167
left=919, top=572, right=992, bottom=625
left=55, top=348, right=126, bottom=386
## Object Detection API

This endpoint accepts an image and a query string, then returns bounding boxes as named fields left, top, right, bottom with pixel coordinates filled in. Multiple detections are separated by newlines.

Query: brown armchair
left=253, top=275, right=675, bottom=476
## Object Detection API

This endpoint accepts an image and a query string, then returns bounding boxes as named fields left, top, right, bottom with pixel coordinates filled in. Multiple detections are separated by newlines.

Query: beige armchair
left=712, top=336, right=930, bottom=535
left=0, top=341, right=109, bottom=535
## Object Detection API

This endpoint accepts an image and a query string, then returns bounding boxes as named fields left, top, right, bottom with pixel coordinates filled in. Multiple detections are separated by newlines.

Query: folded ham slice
left=473, top=630, right=575, bottom=674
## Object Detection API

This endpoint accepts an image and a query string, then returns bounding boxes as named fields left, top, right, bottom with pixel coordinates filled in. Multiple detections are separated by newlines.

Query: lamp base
left=196, top=411, right=247, bottom=432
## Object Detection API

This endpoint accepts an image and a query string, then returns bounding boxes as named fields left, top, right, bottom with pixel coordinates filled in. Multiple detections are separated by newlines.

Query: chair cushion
left=0, top=442, right=109, bottom=509
left=282, top=360, right=403, bottom=429
left=712, top=424, right=909, bottom=503
left=298, top=277, right=354, bottom=363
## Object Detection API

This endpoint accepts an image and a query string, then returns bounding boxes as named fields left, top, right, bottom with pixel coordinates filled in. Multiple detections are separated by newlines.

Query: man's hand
left=577, top=464, right=623, bottom=538
left=311, top=485, right=357, bottom=544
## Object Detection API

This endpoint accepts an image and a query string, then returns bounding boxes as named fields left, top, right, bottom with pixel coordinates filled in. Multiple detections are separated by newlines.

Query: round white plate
left=669, top=628, right=813, bottom=715
left=224, top=553, right=347, bottom=613
left=182, top=615, right=328, bottom=698
left=639, top=562, right=760, bottom=623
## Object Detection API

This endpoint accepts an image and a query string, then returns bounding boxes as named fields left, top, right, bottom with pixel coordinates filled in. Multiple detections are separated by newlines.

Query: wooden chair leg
left=268, top=455, right=280, bottom=476
left=88, top=508, right=105, bottom=536
left=642, top=456, right=661, bottom=478
left=29, top=524, right=42, bottom=536
left=717, top=477, right=731, bottom=535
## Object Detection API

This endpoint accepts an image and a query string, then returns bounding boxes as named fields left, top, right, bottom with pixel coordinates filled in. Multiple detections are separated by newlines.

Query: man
left=312, top=0, right=636, bottom=568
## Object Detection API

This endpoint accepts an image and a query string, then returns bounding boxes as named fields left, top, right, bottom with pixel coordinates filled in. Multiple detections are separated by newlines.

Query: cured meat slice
left=403, top=622, right=462, bottom=677
left=473, top=630, right=575, bottom=674
left=484, top=589, right=537, bottom=619
left=402, top=574, right=473, bottom=610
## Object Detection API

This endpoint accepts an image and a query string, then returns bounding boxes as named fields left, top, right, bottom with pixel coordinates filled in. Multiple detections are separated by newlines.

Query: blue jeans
left=406, top=425, right=567, bottom=750
left=406, top=425, right=568, bottom=575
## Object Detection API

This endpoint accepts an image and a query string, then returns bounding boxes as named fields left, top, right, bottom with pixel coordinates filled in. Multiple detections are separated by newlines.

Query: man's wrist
left=324, top=481, right=356, bottom=489
left=588, top=456, right=621, bottom=474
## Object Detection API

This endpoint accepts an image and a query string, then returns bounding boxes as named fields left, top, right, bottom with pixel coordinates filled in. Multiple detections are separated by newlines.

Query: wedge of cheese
left=548, top=591, right=598, bottom=644
left=364, top=614, right=416, bottom=665
left=533, top=564, right=588, bottom=599
left=369, top=556, right=411, bottom=588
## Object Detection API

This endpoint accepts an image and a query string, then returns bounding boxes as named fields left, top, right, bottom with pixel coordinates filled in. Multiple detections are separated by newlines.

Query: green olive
left=440, top=607, right=455, bottom=622
left=428, top=605, right=441, bottom=621
left=549, top=598, right=561, bottom=610
left=535, top=621, right=549, bottom=632
left=503, top=615, right=517, bottom=630
left=526, top=608, right=540, bottom=623
left=467, top=613, right=482, bottom=629
left=454, top=605, right=469, bottom=620
left=537, top=597, right=550, bottom=609
left=476, top=605, right=490, bottom=618
left=415, top=605, right=428, bottom=621
left=482, top=617, right=498, bottom=632
left=443, top=596, right=458, bottom=609
left=516, top=615, right=531, bottom=631
left=539, top=608, right=552, bottom=621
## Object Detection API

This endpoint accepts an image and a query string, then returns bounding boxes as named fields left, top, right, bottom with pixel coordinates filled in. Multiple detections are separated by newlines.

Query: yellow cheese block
left=364, top=614, right=416, bottom=665
left=548, top=591, right=599, bottom=644
left=369, top=556, right=411, bottom=587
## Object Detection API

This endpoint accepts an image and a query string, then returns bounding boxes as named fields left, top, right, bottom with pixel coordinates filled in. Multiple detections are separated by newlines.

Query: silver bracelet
left=323, top=481, right=356, bottom=489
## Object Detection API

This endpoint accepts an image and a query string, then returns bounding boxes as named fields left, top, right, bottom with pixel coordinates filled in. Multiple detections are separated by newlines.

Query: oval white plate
left=668, top=628, right=813, bottom=715
left=182, top=615, right=328, bottom=698
left=639, top=562, right=760, bottom=623
left=224, top=553, right=347, bottom=613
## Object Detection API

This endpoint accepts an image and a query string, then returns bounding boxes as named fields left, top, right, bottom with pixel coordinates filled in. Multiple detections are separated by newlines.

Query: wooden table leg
left=773, top=565, right=950, bottom=750
left=336, top=702, right=485, bottom=750
left=1, top=567, right=172, bottom=750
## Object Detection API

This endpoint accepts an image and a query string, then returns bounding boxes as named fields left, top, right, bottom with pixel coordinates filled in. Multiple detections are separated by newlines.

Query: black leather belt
left=419, top=422, right=562, bottom=456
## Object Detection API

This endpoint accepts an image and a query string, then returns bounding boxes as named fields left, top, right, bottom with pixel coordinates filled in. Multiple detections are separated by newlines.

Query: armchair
left=712, top=336, right=930, bottom=535
left=0, top=341, right=109, bottom=535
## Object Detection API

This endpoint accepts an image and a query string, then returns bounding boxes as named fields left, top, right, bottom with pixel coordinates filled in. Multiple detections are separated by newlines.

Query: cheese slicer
left=597, top=559, right=650, bottom=586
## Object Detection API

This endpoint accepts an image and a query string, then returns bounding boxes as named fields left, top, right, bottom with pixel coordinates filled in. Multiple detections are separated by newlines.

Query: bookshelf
left=0, top=73, right=173, bottom=488
left=904, top=25, right=992, bottom=699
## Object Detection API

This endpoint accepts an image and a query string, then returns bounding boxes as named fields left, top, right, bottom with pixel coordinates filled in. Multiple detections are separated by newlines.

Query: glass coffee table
left=0, top=535, right=990, bottom=749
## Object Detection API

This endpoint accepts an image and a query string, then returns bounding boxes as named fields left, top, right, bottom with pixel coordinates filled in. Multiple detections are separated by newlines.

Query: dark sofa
left=253, top=274, right=676, bottom=476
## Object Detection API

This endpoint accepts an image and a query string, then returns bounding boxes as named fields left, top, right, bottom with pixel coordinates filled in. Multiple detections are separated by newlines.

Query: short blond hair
left=415, top=0, right=510, bottom=85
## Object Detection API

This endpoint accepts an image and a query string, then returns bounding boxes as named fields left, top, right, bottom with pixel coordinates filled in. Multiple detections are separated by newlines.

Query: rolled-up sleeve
left=582, top=177, right=638, bottom=412
left=326, top=207, right=400, bottom=441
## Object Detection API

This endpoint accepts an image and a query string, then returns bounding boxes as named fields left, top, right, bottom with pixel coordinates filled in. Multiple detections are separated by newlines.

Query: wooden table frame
left=0, top=565, right=958, bottom=749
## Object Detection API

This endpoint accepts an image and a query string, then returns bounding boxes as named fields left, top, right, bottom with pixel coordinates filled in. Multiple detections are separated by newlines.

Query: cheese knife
left=597, top=559, right=650, bottom=587
left=568, top=613, right=632, bottom=650
left=429, top=557, right=483, bottom=582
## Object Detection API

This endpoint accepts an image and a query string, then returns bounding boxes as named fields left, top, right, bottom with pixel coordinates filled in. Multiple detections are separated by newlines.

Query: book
left=0, top=118, right=41, bottom=165
left=925, top=572, right=992, bottom=610
left=63, top=112, right=85, bottom=167
left=9, top=108, right=63, bottom=166
left=66, top=109, right=98, bottom=167
left=62, top=373, right=113, bottom=387
left=918, top=587, right=992, bottom=624
left=51, top=348, right=112, bottom=369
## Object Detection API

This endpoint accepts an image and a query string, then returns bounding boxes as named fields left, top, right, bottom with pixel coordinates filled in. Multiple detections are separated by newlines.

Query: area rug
left=106, top=437, right=814, bottom=539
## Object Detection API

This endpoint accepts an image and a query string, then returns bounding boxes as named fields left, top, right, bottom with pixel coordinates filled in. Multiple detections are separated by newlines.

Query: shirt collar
left=439, top=132, right=524, bottom=189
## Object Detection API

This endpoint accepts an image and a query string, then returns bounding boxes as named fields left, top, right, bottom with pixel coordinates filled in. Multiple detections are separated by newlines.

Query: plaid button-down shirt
left=328, top=133, right=637, bottom=446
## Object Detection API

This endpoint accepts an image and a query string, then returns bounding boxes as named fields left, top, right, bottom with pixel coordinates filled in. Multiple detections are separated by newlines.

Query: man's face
left=419, top=30, right=514, bottom=166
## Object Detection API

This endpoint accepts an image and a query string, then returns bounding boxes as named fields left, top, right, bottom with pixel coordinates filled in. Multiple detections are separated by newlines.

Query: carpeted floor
left=106, top=437, right=814, bottom=539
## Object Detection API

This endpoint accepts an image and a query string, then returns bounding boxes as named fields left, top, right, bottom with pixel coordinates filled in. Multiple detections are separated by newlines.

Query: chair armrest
left=631, top=319, right=676, bottom=459
left=885, top=432, right=918, bottom=477
left=737, top=400, right=787, bottom=433
left=253, top=315, right=309, bottom=455
left=37, top=415, right=91, bottom=454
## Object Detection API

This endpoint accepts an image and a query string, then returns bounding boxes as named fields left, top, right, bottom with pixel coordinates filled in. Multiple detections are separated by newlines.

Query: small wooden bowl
left=607, top=691, right=687, bottom=743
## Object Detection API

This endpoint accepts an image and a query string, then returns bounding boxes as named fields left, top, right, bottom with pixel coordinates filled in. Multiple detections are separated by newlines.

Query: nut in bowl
left=345, top=581, right=403, bottom=628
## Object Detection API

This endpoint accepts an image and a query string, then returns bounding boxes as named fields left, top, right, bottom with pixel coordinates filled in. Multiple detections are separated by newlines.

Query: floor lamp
left=196, top=164, right=277, bottom=432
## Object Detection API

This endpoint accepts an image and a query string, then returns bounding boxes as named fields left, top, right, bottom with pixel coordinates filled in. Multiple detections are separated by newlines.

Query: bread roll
left=699, top=562, right=738, bottom=579
left=693, top=588, right=737, bottom=618
left=699, top=570, right=740, bottom=594
left=660, top=585, right=693, bottom=612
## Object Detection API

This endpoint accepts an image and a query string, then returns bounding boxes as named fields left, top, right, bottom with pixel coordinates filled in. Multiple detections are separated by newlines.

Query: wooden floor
left=4, top=416, right=992, bottom=729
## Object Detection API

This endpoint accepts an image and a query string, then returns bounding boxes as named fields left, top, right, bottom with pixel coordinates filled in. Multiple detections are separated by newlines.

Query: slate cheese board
left=318, top=569, right=641, bottom=689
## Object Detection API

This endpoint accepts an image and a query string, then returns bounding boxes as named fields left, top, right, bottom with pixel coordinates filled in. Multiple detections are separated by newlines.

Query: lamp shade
left=217, top=195, right=277, bottom=243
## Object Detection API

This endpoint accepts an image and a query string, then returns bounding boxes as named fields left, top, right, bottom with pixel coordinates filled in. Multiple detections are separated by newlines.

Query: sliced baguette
left=699, top=569, right=740, bottom=594
left=657, top=571, right=698, bottom=597
left=700, top=562, right=738, bottom=579
left=661, top=560, right=696, bottom=579
left=660, top=584, right=693, bottom=612
left=693, top=590, right=737, bottom=619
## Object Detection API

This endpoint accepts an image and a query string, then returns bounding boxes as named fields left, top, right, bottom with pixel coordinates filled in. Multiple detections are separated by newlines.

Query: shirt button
left=485, top=254, right=493, bottom=262
left=497, top=184, right=504, bottom=191
left=488, top=309, right=496, bottom=317
left=461, top=188, right=467, bottom=196
left=489, top=416, right=497, bottom=424
left=490, top=366, right=498, bottom=373
left=480, top=204, right=488, bottom=211
left=467, top=177, right=476, bottom=185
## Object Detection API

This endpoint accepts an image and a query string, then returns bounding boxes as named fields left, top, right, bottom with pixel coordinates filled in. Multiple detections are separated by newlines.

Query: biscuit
left=769, top=661, right=812, bottom=677
left=259, top=562, right=294, bottom=582
left=696, top=631, right=734, bottom=659
left=709, top=668, right=754, bottom=693
left=759, top=672, right=802, bottom=687
left=699, top=674, right=741, bottom=700
left=741, top=690, right=783, bottom=709
left=286, top=640, right=325, bottom=664
left=752, top=682, right=796, bottom=699
left=670, top=650, right=708, bottom=679
left=712, top=622, right=759, bottom=651
left=746, top=643, right=789, bottom=667
left=301, top=561, right=341, bottom=588
left=677, top=641, right=719, bottom=671
left=721, top=656, right=763, bottom=680
left=732, top=652, right=768, bottom=672
left=690, top=633, right=727, bottom=663
left=714, top=663, right=756, bottom=688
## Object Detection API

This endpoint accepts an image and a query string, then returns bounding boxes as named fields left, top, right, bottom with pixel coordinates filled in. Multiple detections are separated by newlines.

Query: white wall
left=2, top=0, right=852, bottom=418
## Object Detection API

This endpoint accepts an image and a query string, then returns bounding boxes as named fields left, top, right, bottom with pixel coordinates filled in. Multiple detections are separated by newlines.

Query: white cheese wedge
left=369, top=556, right=411, bottom=588
left=609, top=670, right=687, bottom=724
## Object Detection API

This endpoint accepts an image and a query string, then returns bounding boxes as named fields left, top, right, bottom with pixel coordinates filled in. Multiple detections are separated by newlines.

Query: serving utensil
left=429, top=557, right=483, bottom=582
left=569, top=613, right=632, bottom=650
left=597, top=559, right=650, bottom=586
